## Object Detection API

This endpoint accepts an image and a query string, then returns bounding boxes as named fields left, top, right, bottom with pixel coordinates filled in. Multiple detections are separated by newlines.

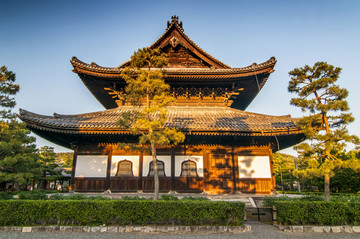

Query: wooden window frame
left=115, top=159, right=134, bottom=177
left=180, top=160, right=198, bottom=177
left=147, top=160, right=166, bottom=177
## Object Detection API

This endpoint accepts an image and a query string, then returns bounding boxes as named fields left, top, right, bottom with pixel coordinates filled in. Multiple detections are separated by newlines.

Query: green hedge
left=0, top=200, right=245, bottom=226
left=274, top=201, right=360, bottom=225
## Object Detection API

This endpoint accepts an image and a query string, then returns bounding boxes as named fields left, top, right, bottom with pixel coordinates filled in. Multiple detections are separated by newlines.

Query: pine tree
left=39, top=146, right=62, bottom=189
left=0, top=66, right=40, bottom=190
left=273, top=153, right=297, bottom=191
left=288, top=61, right=359, bottom=200
left=118, top=48, right=185, bottom=200
left=0, top=66, right=19, bottom=120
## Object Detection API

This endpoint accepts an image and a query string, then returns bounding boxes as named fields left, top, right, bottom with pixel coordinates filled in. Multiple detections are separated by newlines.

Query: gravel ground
left=0, top=221, right=359, bottom=239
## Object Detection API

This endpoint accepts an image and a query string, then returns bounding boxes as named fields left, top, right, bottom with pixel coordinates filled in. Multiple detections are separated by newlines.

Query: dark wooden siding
left=74, top=178, right=106, bottom=192
left=142, top=177, right=171, bottom=192
left=110, top=177, right=139, bottom=192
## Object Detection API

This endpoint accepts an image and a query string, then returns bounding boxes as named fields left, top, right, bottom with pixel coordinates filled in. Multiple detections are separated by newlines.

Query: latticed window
left=115, top=160, right=133, bottom=176
left=180, top=160, right=198, bottom=177
left=148, top=160, right=166, bottom=177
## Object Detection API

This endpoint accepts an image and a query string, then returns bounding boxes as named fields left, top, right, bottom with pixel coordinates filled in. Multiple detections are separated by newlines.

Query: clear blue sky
left=1, top=0, right=360, bottom=154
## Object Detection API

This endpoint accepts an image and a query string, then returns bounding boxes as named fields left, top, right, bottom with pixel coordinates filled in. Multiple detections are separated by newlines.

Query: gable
left=161, top=44, right=211, bottom=68
left=119, top=16, right=230, bottom=69
left=151, top=19, right=229, bottom=69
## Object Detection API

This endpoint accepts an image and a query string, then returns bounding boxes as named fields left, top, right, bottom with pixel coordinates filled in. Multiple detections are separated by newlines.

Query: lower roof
left=19, top=106, right=304, bottom=149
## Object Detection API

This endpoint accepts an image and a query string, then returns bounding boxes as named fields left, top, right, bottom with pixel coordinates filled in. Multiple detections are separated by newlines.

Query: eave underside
left=29, top=127, right=304, bottom=151
left=78, top=71, right=272, bottom=110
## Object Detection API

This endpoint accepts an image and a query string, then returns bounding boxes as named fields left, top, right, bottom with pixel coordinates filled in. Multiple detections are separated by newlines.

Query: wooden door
left=206, top=153, right=234, bottom=193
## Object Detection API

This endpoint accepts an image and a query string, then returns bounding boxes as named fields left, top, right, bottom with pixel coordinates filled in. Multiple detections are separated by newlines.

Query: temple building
left=20, top=16, right=304, bottom=194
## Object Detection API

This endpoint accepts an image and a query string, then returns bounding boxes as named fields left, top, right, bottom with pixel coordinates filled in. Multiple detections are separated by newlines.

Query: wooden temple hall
left=20, top=16, right=304, bottom=194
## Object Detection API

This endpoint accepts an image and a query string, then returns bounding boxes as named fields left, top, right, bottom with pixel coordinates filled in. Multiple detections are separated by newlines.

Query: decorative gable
left=152, top=16, right=230, bottom=69
left=120, top=16, right=230, bottom=69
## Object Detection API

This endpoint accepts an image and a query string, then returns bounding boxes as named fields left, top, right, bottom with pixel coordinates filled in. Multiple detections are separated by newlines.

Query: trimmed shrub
left=18, top=191, right=47, bottom=200
left=0, top=192, right=13, bottom=200
left=49, top=194, right=65, bottom=200
left=273, top=201, right=360, bottom=225
left=182, top=196, right=209, bottom=201
left=0, top=200, right=245, bottom=226
left=121, top=196, right=147, bottom=200
left=65, top=194, right=88, bottom=200
left=87, top=195, right=111, bottom=200
left=160, top=194, right=179, bottom=200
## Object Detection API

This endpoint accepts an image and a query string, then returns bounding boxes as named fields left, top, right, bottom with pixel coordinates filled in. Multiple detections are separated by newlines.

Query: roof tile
left=19, top=106, right=299, bottom=135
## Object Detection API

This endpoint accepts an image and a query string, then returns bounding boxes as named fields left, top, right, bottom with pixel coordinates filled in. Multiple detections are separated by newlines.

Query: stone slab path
left=1, top=221, right=359, bottom=239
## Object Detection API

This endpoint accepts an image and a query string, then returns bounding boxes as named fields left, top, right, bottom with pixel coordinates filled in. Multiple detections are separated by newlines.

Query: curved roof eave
left=71, top=56, right=276, bottom=79
left=19, top=107, right=301, bottom=136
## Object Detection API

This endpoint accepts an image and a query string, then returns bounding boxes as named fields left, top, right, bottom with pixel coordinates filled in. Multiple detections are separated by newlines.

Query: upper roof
left=70, top=16, right=276, bottom=111
left=71, top=56, right=276, bottom=79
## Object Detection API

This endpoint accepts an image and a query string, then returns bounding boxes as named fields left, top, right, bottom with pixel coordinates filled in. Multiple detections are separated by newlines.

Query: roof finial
left=167, top=15, right=183, bottom=30
left=171, top=15, right=178, bottom=23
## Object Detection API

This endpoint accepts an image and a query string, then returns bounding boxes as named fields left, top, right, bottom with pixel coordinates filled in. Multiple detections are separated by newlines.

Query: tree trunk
left=324, top=174, right=330, bottom=201
left=151, top=142, right=159, bottom=200
left=41, top=172, right=47, bottom=190
left=294, top=158, right=301, bottom=193
left=279, top=163, right=284, bottom=191
left=31, top=180, right=35, bottom=191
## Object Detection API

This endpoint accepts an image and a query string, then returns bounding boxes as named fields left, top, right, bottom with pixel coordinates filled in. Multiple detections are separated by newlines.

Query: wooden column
left=138, top=151, right=143, bottom=191
left=70, top=146, right=78, bottom=191
left=233, top=148, right=240, bottom=192
left=105, top=147, right=112, bottom=191
left=231, top=145, right=237, bottom=193
left=171, top=147, right=175, bottom=191
left=202, top=147, right=208, bottom=192
left=269, top=148, right=276, bottom=192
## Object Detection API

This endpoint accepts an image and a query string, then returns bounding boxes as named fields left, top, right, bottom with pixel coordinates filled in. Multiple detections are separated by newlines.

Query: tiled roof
left=19, top=106, right=300, bottom=136
left=71, top=16, right=276, bottom=76
left=71, top=57, right=276, bottom=78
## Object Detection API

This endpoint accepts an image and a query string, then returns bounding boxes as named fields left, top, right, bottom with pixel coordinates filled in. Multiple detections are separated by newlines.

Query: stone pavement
left=1, top=221, right=359, bottom=239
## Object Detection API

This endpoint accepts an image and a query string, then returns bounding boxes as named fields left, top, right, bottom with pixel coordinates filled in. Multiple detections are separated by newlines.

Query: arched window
left=148, top=160, right=166, bottom=177
left=180, top=160, right=198, bottom=177
left=115, top=160, right=133, bottom=176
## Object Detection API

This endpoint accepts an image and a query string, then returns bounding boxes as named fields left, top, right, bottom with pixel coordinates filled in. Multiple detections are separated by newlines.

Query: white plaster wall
left=111, top=156, right=140, bottom=177
left=238, top=156, right=271, bottom=178
left=175, top=156, right=203, bottom=177
left=75, top=155, right=108, bottom=178
left=143, top=156, right=171, bottom=177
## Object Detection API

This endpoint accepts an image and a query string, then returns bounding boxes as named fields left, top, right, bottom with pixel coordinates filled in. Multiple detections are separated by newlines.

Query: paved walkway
left=1, top=221, right=359, bottom=239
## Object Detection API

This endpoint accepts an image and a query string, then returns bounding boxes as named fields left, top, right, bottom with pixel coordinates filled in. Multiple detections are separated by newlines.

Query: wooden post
left=244, top=208, right=247, bottom=222
left=231, top=145, right=237, bottom=193
left=70, top=145, right=78, bottom=192
left=171, top=147, right=175, bottom=191
left=272, top=205, right=277, bottom=225
left=139, top=151, right=143, bottom=191
left=269, top=148, right=276, bottom=193
left=202, top=147, right=208, bottom=192
left=105, top=147, right=112, bottom=191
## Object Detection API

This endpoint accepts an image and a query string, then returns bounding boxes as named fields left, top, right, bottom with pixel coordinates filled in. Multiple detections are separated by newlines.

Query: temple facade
left=20, top=16, right=304, bottom=194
